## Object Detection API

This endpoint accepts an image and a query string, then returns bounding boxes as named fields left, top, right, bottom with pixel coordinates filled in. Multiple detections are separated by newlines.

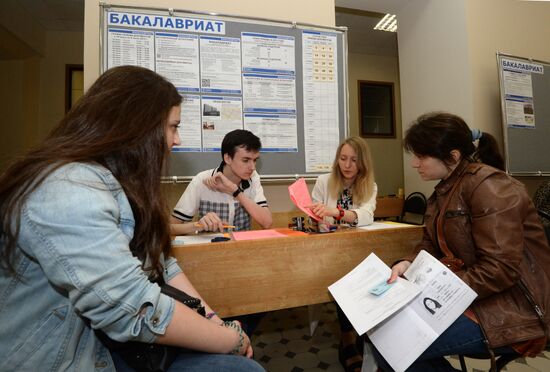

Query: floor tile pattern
left=251, top=303, right=550, bottom=372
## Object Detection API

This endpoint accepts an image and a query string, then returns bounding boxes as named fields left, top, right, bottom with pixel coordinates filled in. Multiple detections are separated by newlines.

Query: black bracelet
left=232, top=186, right=243, bottom=198
left=222, top=320, right=244, bottom=354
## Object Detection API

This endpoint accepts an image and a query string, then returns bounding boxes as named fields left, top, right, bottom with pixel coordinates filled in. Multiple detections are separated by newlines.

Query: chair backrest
left=533, top=180, right=550, bottom=243
left=538, top=209, right=550, bottom=244
left=374, top=196, right=404, bottom=220
left=401, top=192, right=427, bottom=225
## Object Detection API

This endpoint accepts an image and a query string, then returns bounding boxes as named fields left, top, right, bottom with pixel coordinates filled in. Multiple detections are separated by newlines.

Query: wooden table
left=171, top=225, right=423, bottom=317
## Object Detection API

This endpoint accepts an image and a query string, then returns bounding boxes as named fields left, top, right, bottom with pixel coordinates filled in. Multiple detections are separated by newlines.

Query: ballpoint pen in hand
left=194, top=222, right=236, bottom=229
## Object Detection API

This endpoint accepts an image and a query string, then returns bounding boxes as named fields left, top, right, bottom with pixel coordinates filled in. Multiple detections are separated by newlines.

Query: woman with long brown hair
left=0, top=66, right=263, bottom=371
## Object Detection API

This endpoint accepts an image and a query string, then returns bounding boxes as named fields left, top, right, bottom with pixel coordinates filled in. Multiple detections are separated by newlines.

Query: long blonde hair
left=328, top=136, right=375, bottom=204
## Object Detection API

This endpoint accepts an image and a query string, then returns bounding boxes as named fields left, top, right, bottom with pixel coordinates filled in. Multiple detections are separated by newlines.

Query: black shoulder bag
left=96, top=283, right=206, bottom=372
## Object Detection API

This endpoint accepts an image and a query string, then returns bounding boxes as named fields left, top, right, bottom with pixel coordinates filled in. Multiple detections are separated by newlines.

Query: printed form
left=241, top=32, right=298, bottom=152
left=330, top=250, right=477, bottom=372
left=302, top=30, right=340, bottom=172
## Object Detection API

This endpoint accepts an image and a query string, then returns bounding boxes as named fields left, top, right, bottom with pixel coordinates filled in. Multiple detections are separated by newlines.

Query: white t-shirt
left=172, top=165, right=268, bottom=231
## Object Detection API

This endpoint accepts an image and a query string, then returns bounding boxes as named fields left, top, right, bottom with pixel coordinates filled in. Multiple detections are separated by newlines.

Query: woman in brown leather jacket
left=374, top=112, right=550, bottom=371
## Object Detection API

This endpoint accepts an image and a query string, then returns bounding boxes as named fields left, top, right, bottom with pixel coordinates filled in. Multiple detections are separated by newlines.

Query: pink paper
left=232, top=229, right=287, bottom=241
left=288, top=178, right=321, bottom=221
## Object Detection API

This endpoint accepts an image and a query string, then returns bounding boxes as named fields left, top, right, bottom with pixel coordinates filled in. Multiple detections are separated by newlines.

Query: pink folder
left=288, top=178, right=321, bottom=221
left=232, top=229, right=288, bottom=241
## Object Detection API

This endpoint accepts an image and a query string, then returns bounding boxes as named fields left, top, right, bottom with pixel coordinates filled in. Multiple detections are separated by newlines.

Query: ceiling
left=11, top=0, right=396, bottom=56
left=17, top=0, right=84, bottom=32
left=335, top=0, right=408, bottom=15
left=336, top=9, right=397, bottom=56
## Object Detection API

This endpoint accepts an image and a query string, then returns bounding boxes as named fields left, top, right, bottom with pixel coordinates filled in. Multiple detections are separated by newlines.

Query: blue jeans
left=371, top=315, right=517, bottom=372
left=111, top=350, right=265, bottom=372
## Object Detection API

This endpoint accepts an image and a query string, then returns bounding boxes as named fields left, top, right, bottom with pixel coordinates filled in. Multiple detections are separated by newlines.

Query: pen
left=194, top=222, right=236, bottom=229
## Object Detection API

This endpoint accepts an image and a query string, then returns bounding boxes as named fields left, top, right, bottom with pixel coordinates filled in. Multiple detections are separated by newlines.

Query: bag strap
left=155, top=275, right=206, bottom=316
left=436, top=168, right=469, bottom=260
left=161, top=284, right=206, bottom=317
left=161, top=285, right=201, bottom=308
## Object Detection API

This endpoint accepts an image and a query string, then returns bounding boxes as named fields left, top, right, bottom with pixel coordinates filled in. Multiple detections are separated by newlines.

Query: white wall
left=396, top=0, right=550, bottom=198
left=465, top=0, right=550, bottom=195
left=397, top=0, right=474, bottom=198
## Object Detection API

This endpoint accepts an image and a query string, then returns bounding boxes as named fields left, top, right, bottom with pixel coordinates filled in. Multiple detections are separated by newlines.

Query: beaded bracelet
left=222, top=320, right=244, bottom=355
left=205, top=311, right=217, bottom=320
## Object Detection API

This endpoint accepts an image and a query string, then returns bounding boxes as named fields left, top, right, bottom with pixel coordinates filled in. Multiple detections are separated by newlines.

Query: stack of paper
left=329, top=250, right=477, bottom=372
left=288, top=178, right=321, bottom=221
left=172, top=233, right=225, bottom=245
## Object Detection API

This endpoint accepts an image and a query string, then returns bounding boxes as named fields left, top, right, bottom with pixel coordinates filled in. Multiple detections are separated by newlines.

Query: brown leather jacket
left=406, top=160, right=550, bottom=349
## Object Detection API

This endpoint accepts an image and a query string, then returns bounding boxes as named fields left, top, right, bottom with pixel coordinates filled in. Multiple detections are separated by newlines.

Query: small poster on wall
left=501, top=57, right=543, bottom=129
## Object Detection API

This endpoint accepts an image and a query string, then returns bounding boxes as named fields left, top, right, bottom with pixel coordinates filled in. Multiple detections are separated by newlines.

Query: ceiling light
left=374, top=14, right=397, bottom=32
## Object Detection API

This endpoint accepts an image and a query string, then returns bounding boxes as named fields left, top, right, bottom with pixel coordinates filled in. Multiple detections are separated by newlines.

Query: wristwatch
left=335, top=205, right=345, bottom=221
left=232, top=186, right=243, bottom=198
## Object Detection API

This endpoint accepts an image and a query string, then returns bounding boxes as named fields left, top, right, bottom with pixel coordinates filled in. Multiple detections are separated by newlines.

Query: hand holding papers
left=288, top=178, right=321, bottom=221
left=329, top=250, right=477, bottom=372
left=328, top=254, right=421, bottom=335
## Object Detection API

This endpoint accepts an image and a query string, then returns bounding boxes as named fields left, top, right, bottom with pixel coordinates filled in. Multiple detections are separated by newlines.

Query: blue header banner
left=501, top=58, right=544, bottom=74
left=108, top=11, right=225, bottom=35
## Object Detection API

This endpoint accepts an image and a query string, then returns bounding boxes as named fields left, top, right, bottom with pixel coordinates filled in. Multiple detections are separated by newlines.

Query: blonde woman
left=310, top=136, right=377, bottom=227
left=309, top=136, right=377, bottom=372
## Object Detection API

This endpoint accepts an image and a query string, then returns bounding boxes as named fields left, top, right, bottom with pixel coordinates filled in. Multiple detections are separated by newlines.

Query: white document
left=328, top=254, right=421, bottom=335
left=358, top=222, right=415, bottom=231
left=244, top=113, right=298, bottom=152
left=241, top=32, right=295, bottom=74
left=242, top=73, right=297, bottom=114
left=199, top=36, right=242, bottom=94
left=155, top=33, right=200, bottom=92
left=107, top=29, right=155, bottom=70
left=172, top=233, right=225, bottom=245
left=367, top=250, right=477, bottom=372
left=172, top=94, right=202, bottom=153
left=503, top=69, right=535, bottom=128
left=302, top=31, right=340, bottom=172
left=201, top=96, right=243, bottom=151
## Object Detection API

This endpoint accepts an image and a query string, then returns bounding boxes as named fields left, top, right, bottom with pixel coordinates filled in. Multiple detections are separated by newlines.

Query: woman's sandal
left=338, top=340, right=363, bottom=372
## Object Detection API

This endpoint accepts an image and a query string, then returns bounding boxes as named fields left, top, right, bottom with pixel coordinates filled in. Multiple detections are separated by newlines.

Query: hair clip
left=471, top=128, right=482, bottom=141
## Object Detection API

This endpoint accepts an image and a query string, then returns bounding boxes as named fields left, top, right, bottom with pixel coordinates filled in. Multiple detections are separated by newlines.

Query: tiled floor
left=250, top=303, right=550, bottom=372
left=251, top=303, right=343, bottom=372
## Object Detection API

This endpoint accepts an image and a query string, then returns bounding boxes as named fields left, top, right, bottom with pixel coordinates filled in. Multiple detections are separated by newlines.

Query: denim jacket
left=0, top=163, right=181, bottom=371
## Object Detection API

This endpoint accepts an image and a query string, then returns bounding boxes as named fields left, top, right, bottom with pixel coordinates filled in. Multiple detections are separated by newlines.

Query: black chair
left=400, top=192, right=427, bottom=225
left=533, top=180, right=550, bottom=242
left=539, top=209, right=550, bottom=243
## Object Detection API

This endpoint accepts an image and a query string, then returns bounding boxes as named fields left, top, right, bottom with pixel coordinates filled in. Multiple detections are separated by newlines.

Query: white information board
left=101, top=5, right=348, bottom=179
left=497, top=53, right=550, bottom=176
